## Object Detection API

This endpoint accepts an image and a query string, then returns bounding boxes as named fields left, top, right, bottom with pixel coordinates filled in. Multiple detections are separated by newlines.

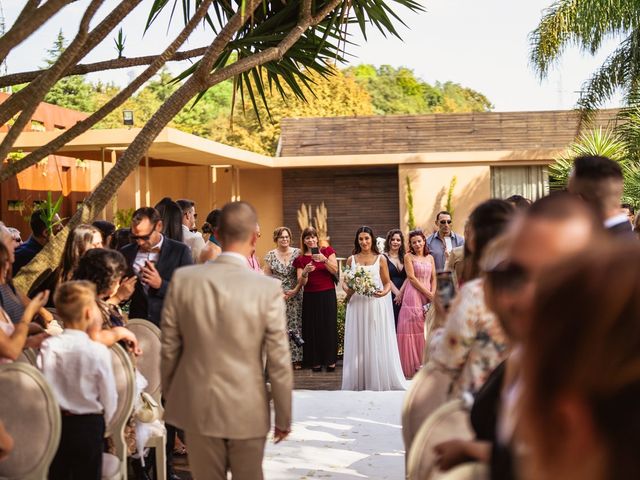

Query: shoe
left=312, top=366, right=322, bottom=372
left=168, top=472, right=181, bottom=480
left=326, top=365, right=336, bottom=372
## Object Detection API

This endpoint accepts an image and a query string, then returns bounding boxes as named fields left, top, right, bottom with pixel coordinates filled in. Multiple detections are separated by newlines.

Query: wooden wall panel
left=283, top=166, right=399, bottom=258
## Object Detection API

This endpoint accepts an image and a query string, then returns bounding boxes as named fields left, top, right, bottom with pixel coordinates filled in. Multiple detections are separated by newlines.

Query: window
left=7, top=200, right=24, bottom=212
left=491, top=166, right=549, bottom=201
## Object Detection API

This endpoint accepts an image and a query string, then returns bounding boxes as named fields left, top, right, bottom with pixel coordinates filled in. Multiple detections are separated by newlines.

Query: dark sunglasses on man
left=439, top=220, right=452, bottom=225
left=130, top=223, right=158, bottom=242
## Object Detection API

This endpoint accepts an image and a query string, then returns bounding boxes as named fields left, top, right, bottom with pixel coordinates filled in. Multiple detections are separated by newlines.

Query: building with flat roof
left=0, top=94, right=617, bottom=257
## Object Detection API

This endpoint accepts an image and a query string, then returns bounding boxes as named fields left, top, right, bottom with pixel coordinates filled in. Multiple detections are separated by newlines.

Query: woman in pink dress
left=396, top=230, right=436, bottom=378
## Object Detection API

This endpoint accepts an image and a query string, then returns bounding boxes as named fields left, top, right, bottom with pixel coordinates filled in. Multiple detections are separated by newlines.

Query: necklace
left=275, top=247, right=292, bottom=264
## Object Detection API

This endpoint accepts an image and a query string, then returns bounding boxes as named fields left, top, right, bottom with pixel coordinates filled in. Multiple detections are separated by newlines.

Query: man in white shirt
left=38, top=281, right=117, bottom=480
left=177, top=199, right=206, bottom=263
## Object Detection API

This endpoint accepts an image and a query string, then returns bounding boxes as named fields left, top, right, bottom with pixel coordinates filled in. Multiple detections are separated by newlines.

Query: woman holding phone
left=293, top=226, right=338, bottom=372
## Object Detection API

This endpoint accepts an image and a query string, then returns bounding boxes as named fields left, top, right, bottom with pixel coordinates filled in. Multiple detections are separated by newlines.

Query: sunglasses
left=439, top=220, right=452, bottom=225
left=130, top=223, right=158, bottom=241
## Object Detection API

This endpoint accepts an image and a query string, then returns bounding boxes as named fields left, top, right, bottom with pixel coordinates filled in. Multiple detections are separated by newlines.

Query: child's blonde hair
left=54, top=280, right=97, bottom=325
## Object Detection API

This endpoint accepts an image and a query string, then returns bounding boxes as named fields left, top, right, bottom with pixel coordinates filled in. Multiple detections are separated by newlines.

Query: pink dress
left=397, top=258, right=432, bottom=377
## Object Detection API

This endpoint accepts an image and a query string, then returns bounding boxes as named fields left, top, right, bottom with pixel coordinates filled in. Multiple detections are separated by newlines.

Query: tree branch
left=0, top=0, right=104, bottom=162
left=0, top=0, right=74, bottom=63
left=0, top=46, right=209, bottom=88
left=0, top=0, right=141, bottom=126
left=0, top=0, right=214, bottom=183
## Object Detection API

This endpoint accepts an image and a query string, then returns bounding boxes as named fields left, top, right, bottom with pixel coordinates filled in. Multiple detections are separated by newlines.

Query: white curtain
left=491, top=166, right=549, bottom=201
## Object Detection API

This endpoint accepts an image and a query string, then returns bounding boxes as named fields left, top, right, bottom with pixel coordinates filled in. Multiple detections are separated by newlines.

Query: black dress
left=384, top=254, right=406, bottom=328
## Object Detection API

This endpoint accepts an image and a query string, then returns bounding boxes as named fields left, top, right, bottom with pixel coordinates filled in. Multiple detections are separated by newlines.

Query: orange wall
left=399, top=164, right=491, bottom=235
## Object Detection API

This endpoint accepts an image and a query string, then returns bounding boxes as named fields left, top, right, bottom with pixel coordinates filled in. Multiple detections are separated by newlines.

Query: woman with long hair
left=59, top=224, right=103, bottom=282
left=521, top=243, right=640, bottom=480
left=384, top=229, right=407, bottom=328
left=427, top=199, right=515, bottom=398
left=264, top=226, right=303, bottom=368
left=396, top=229, right=436, bottom=378
left=341, top=226, right=406, bottom=390
left=293, top=226, right=339, bottom=372
left=157, top=200, right=184, bottom=243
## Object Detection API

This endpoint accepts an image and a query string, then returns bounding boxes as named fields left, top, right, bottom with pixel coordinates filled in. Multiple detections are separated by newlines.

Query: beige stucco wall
left=239, top=168, right=283, bottom=261
left=399, top=164, right=491, bottom=235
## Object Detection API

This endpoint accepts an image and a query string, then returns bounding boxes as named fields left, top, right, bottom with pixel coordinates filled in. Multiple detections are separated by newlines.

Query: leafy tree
left=0, top=0, right=423, bottom=292
left=43, top=31, right=96, bottom=113
left=530, top=0, right=640, bottom=110
left=210, top=67, right=373, bottom=155
left=345, top=64, right=492, bottom=114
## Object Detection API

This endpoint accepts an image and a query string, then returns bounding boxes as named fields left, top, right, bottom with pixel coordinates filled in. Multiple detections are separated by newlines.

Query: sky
left=2, top=0, right=624, bottom=112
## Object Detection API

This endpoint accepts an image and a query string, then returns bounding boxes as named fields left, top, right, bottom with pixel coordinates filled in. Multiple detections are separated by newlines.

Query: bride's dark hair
left=352, top=226, right=378, bottom=255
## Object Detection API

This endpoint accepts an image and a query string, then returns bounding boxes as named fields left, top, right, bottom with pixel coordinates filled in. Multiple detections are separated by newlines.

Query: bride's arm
left=342, top=256, right=355, bottom=300
left=375, top=256, right=392, bottom=298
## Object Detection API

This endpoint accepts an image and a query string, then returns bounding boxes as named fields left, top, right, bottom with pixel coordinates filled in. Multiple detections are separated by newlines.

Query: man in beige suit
left=161, top=201, right=293, bottom=480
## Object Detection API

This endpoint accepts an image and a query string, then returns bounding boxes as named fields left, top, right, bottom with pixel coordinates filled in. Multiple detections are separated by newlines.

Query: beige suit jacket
left=160, top=253, right=293, bottom=439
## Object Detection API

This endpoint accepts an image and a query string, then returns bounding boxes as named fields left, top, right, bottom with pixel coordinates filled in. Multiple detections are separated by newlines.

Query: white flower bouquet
left=343, top=266, right=378, bottom=296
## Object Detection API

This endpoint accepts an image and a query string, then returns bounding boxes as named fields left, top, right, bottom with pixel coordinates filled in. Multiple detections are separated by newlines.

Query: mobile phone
left=436, top=271, right=457, bottom=311
left=311, top=247, right=320, bottom=255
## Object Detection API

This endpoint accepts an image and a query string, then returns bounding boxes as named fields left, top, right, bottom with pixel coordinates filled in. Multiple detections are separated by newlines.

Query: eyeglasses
left=130, top=223, right=158, bottom=241
left=439, top=220, right=452, bottom=225
left=277, top=236, right=290, bottom=240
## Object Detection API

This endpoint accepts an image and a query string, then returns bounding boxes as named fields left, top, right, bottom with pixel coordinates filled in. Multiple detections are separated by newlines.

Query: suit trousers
left=186, top=432, right=266, bottom=480
left=49, top=414, right=105, bottom=480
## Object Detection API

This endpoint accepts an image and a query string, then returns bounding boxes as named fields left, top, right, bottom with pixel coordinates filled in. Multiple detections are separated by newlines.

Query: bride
left=341, top=226, right=408, bottom=391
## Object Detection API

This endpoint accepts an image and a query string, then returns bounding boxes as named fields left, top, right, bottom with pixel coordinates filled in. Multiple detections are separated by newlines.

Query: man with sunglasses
left=121, top=207, right=192, bottom=327
left=426, top=211, right=465, bottom=272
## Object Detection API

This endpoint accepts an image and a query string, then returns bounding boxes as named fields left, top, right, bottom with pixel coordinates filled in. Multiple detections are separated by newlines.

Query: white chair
left=438, top=463, right=489, bottom=480
left=102, top=343, right=136, bottom=480
left=407, top=399, right=474, bottom=480
left=127, top=319, right=166, bottom=480
left=402, top=365, right=451, bottom=453
left=0, top=362, right=61, bottom=480
left=15, top=348, right=37, bottom=366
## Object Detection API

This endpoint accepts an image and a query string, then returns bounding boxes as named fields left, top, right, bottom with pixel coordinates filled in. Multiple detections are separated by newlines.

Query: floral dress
left=427, top=278, right=509, bottom=399
left=265, top=248, right=303, bottom=362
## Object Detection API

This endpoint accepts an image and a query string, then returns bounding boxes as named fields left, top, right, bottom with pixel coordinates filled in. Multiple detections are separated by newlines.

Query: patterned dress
left=265, top=248, right=303, bottom=362
left=427, top=278, right=509, bottom=399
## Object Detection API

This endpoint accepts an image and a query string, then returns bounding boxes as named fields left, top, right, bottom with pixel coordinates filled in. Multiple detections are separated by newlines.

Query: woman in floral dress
left=264, top=226, right=303, bottom=367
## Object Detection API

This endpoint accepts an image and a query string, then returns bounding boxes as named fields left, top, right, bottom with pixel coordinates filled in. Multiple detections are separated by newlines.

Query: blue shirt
left=12, top=236, right=43, bottom=277
left=426, top=232, right=464, bottom=272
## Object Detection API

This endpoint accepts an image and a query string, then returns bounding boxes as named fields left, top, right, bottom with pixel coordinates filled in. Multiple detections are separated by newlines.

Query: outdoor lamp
left=123, top=110, right=134, bottom=126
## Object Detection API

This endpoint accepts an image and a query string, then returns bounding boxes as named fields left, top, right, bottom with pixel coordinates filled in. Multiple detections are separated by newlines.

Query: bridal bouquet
left=343, top=267, right=378, bottom=296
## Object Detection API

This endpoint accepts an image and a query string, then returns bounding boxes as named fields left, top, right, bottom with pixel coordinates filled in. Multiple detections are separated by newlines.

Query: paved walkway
left=264, top=390, right=405, bottom=479
left=175, top=366, right=407, bottom=479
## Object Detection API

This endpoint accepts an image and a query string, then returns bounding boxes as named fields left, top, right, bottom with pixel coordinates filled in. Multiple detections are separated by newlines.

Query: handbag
left=135, top=392, right=161, bottom=423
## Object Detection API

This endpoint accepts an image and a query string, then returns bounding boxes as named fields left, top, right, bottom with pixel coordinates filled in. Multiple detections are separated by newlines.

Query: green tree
left=530, top=0, right=640, bottom=109
left=43, top=30, right=95, bottom=113
left=211, top=67, right=373, bottom=155
left=345, top=64, right=492, bottom=114
left=1, top=0, right=423, bottom=292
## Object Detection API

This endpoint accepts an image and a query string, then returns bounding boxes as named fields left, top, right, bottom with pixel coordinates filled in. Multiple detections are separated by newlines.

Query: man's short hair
left=29, top=209, right=48, bottom=237
left=622, top=203, right=635, bottom=215
left=527, top=191, right=598, bottom=225
left=435, top=211, right=451, bottom=222
left=131, top=207, right=161, bottom=226
left=176, top=199, right=195, bottom=214
left=217, top=201, right=257, bottom=244
left=573, top=155, right=623, bottom=181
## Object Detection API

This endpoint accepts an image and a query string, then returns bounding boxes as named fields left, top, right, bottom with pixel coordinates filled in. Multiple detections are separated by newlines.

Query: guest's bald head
left=218, top=201, right=258, bottom=247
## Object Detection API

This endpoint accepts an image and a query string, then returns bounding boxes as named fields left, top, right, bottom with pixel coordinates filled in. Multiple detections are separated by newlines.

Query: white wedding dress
left=341, top=255, right=408, bottom=391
